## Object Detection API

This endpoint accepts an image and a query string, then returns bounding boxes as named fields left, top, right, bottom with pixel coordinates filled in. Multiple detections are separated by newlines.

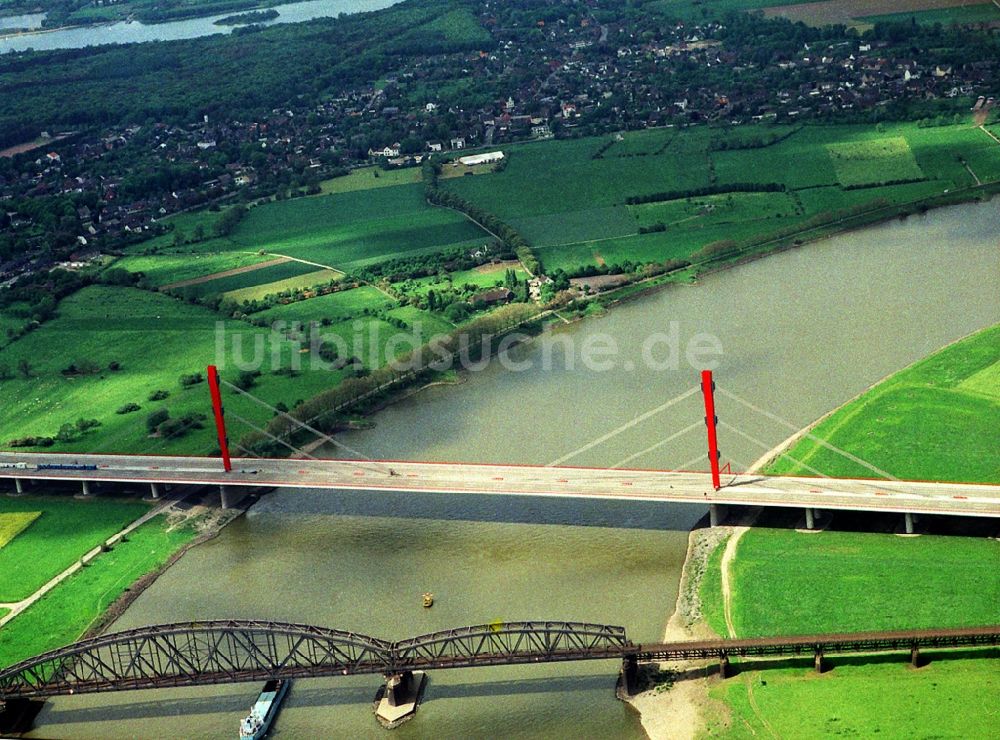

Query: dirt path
left=721, top=526, right=749, bottom=638
left=980, top=124, right=1000, bottom=146
left=159, top=257, right=291, bottom=290
left=0, top=491, right=187, bottom=628
left=745, top=672, right=780, bottom=738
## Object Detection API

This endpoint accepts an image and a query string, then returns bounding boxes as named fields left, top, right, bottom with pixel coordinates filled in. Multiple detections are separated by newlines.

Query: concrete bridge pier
left=75, top=480, right=93, bottom=498
left=12, top=478, right=24, bottom=496
left=219, top=486, right=232, bottom=510
left=375, top=671, right=427, bottom=727
left=814, top=650, right=825, bottom=673
left=904, top=512, right=916, bottom=535
left=709, top=504, right=727, bottom=527
left=718, top=653, right=731, bottom=678
left=805, top=507, right=816, bottom=530
left=910, top=645, right=923, bottom=668
left=149, top=483, right=160, bottom=500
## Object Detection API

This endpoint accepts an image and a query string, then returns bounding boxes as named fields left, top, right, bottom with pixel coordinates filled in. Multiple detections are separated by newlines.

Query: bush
left=148, top=389, right=170, bottom=401
left=9, top=436, right=54, bottom=447
left=116, top=403, right=141, bottom=414
left=179, top=372, right=204, bottom=387
left=147, top=408, right=170, bottom=433
left=234, top=369, right=261, bottom=390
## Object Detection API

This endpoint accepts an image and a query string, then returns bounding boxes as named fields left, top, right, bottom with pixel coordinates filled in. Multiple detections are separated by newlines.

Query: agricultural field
left=318, top=166, right=422, bottom=194
left=629, top=191, right=801, bottom=228
left=256, top=285, right=396, bottom=325
left=759, top=0, right=995, bottom=28
left=120, top=183, right=489, bottom=281
left=445, top=120, right=996, bottom=273
left=0, top=310, right=24, bottom=348
left=110, top=252, right=273, bottom=289
left=826, top=137, right=925, bottom=187
left=222, top=268, right=342, bottom=303
left=767, top=324, right=1000, bottom=482
left=168, top=259, right=322, bottom=299
left=706, top=656, right=999, bottom=738
left=0, top=511, right=40, bottom=549
left=860, top=2, right=1000, bottom=26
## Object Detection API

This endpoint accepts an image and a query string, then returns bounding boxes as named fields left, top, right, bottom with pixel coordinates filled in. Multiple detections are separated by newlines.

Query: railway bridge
left=0, top=621, right=997, bottom=716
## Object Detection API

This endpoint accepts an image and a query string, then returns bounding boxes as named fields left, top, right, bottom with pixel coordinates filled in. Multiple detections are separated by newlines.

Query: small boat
left=422, top=592, right=434, bottom=608
left=239, top=679, right=290, bottom=740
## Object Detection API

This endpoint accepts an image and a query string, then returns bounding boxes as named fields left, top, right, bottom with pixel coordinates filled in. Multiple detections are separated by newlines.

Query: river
left=26, top=200, right=1000, bottom=738
left=0, top=0, right=400, bottom=54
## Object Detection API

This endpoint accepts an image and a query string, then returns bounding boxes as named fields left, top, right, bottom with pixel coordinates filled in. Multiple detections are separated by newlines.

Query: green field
left=768, top=324, right=1000, bottom=482
left=176, top=259, right=321, bottom=298
left=0, top=286, right=356, bottom=453
left=222, top=268, right=342, bottom=303
left=707, top=657, right=999, bottom=739
left=395, top=262, right=530, bottom=299
left=111, top=252, right=272, bottom=288
left=319, top=166, right=423, bottom=194
left=0, top=496, right=148, bottom=600
left=827, top=137, right=926, bottom=187
left=256, top=285, right=396, bottom=324
left=696, top=324, right=1000, bottom=737
left=443, top=121, right=993, bottom=272
left=0, top=513, right=197, bottom=668
left=0, top=511, right=40, bottom=549
left=860, top=4, right=1000, bottom=27
left=729, top=530, right=1000, bottom=636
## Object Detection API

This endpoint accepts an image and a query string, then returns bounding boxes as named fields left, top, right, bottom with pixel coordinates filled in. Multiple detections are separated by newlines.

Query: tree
left=56, top=423, right=77, bottom=443
left=17, top=359, right=32, bottom=378
left=147, top=408, right=170, bottom=433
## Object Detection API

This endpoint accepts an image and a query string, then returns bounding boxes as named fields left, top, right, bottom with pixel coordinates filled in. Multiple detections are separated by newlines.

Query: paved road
left=2, top=453, right=999, bottom=518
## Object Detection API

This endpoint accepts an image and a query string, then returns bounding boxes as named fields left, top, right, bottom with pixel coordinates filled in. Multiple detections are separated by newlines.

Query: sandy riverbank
left=624, top=525, right=732, bottom=739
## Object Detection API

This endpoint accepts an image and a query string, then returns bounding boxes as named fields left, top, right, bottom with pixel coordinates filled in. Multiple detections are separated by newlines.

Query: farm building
left=471, top=288, right=514, bottom=306
left=458, top=151, right=505, bottom=166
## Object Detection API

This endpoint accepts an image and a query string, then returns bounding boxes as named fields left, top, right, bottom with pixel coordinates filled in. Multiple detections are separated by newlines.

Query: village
left=0, top=7, right=996, bottom=288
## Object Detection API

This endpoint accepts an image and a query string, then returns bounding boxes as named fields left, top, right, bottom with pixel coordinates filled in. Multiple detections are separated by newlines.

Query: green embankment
left=0, top=515, right=198, bottom=668
left=768, top=324, right=1000, bottom=482
left=698, top=325, right=1000, bottom=737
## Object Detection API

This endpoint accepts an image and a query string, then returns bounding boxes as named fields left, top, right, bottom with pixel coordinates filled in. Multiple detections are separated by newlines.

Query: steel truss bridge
left=1, top=621, right=997, bottom=701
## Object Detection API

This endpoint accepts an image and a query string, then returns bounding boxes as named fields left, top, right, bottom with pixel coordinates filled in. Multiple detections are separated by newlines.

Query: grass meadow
left=0, top=496, right=148, bottom=600
left=768, top=324, right=1000, bottom=482
left=0, top=511, right=197, bottom=668
left=696, top=323, right=1000, bottom=737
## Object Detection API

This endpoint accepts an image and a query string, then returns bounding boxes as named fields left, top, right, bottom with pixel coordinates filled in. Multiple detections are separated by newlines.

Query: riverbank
left=623, top=524, right=735, bottom=740
left=629, top=320, right=1000, bottom=738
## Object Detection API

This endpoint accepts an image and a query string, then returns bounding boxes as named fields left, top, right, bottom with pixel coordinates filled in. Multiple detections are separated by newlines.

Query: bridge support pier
left=709, top=504, right=727, bottom=528
left=904, top=512, right=916, bottom=535
left=375, top=671, right=427, bottom=728
left=805, top=507, right=815, bottom=530
left=148, top=483, right=160, bottom=501
left=219, top=486, right=232, bottom=510
left=910, top=646, right=923, bottom=668
left=620, top=654, right=639, bottom=696
left=78, top=480, right=92, bottom=498
left=718, top=653, right=731, bottom=679
left=12, top=478, right=24, bottom=496
left=814, top=650, right=825, bottom=673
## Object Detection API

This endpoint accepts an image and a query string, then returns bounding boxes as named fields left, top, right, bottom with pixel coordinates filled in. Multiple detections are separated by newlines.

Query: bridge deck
left=2, top=453, right=999, bottom=518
